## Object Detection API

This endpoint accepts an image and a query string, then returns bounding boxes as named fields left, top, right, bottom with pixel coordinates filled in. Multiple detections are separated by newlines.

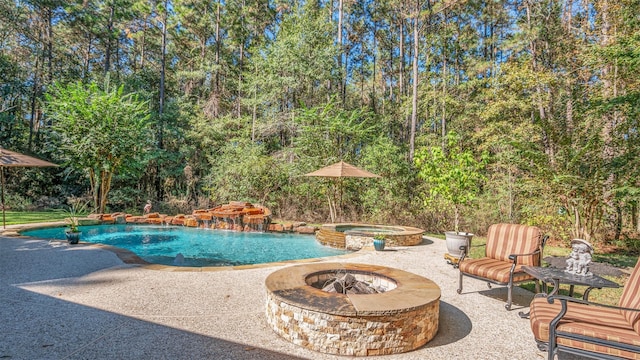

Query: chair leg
left=457, top=270, right=463, bottom=294
left=547, top=339, right=557, bottom=360
left=505, top=281, right=513, bottom=311
left=535, top=341, right=548, bottom=351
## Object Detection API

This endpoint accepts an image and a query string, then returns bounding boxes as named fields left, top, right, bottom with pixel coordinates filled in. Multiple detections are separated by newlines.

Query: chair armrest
left=508, top=248, right=541, bottom=262
left=458, top=242, right=485, bottom=263
left=541, top=234, right=550, bottom=248
left=458, top=243, right=485, bottom=253
left=547, top=294, right=640, bottom=313
left=458, top=245, right=468, bottom=263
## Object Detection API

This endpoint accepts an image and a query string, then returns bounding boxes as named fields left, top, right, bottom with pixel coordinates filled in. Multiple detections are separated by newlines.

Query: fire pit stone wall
left=265, top=263, right=440, bottom=356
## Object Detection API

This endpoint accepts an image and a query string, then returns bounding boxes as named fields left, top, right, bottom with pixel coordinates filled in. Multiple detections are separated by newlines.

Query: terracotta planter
left=444, top=231, right=473, bottom=257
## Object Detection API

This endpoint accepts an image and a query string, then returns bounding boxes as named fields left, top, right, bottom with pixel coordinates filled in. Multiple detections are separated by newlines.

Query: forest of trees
left=1, top=0, right=639, bottom=246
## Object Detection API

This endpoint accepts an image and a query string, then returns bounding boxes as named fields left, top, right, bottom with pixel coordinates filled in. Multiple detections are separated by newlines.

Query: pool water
left=22, top=225, right=351, bottom=267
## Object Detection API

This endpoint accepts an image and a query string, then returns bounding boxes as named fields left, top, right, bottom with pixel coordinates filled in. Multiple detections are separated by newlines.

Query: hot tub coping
left=322, top=223, right=425, bottom=237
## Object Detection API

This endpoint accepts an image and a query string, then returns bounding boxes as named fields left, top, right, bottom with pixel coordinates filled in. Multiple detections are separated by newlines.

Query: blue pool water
left=22, top=224, right=350, bottom=267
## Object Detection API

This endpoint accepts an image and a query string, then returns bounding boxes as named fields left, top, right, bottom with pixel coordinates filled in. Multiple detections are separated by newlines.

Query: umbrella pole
left=327, top=194, right=335, bottom=223
left=339, top=178, right=343, bottom=222
left=1, top=167, right=5, bottom=229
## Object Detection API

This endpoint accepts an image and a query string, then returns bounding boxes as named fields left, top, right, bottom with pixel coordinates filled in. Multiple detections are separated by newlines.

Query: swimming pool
left=21, top=225, right=351, bottom=267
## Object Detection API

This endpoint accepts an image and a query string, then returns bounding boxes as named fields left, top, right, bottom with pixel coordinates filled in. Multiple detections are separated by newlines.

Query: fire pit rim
left=265, top=262, right=441, bottom=317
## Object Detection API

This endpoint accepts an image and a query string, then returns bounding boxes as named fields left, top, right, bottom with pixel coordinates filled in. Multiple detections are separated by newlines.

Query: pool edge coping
left=4, top=222, right=365, bottom=272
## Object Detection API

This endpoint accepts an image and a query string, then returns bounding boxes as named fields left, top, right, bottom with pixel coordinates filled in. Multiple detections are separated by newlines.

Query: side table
left=519, top=265, right=619, bottom=318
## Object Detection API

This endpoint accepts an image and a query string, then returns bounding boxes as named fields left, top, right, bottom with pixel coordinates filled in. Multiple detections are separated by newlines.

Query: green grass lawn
left=1, top=210, right=70, bottom=225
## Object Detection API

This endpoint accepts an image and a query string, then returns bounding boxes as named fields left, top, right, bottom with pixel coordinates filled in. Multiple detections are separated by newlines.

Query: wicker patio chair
left=530, top=257, right=640, bottom=360
left=456, top=223, right=547, bottom=310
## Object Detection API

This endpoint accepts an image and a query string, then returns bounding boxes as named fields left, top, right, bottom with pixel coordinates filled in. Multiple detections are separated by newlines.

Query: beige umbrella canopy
left=303, top=160, right=382, bottom=179
left=304, top=161, right=381, bottom=222
left=1, top=148, right=59, bottom=228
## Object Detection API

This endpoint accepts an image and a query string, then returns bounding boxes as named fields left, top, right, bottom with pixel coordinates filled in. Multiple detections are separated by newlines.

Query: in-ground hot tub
left=315, top=223, right=424, bottom=250
left=265, top=263, right=440, bottom=356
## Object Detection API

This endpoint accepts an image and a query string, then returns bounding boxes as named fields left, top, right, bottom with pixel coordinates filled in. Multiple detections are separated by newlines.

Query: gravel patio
left=0, top=225, right=582, bottom=359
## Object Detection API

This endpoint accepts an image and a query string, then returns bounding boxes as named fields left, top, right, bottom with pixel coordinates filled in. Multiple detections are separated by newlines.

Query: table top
left=522, top=266, right=620, bottom=289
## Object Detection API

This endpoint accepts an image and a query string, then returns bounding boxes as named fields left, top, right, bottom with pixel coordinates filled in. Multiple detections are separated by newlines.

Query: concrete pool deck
left=1, top=224, right=580, bottom=359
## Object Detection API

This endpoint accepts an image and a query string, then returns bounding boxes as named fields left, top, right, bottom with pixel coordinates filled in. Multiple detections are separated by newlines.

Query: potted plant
left=373, top=234, right=386, bottom=251
left=64, top=200, right=87, bottom=244
left=415, top=131, right=487, bottom=257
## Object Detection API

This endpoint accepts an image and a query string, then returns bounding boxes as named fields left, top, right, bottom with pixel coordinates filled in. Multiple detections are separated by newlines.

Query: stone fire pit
left=265, top=263, right=441, bottom=356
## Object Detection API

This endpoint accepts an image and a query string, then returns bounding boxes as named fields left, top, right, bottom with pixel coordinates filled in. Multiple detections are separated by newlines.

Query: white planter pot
left=445, top=231, right=474, bottom=257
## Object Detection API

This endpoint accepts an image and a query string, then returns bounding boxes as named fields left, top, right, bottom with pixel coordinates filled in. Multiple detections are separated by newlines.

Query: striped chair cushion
left=485, top=224, right=542, bottom=265
left=530, top=296, right=640, bottom=359
left=458, top=258, right=533, bottom=284
left=619, top=258, right=640, bottom=334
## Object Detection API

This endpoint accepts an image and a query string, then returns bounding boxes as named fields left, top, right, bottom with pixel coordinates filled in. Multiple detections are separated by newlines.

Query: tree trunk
left=389, top=39, right=394, bottom=104
left=630, top=203, right=636, bottom=229
left=29, top=25, right=42, bottom=150
left=237, top=43, right=244, bottom=118
left=104, top=3, right=114, bottom=74
left=46, top=6, right=53, bottom=84
left=156, top=0, right=168, bottom=201
left=572, top=205, right=582, bottom=240
left=139, top=20, right=146, bottom=70
left=371, top=3, right=377, bottom=111
left=441, top=8, right=447, bottom=150
left=89, top=168, right=99, bottom=213
left=599, top=0, right=616, bottom=244
left=213, top=0, right=221, bottom=117
left=159, top=0, right=167, bottom=119
left=99, top=170, right=114, bottom=214
left=398, top=17, right=405, bottom=98
left=252, top=67, right=257, bottom=142
left=409, top=0, right=419, bottom=162
left=337, top=0, right=345, bottom=106
left=525, top=0, right=554, bottom=166
left=84, top=34, right=92, bottom=79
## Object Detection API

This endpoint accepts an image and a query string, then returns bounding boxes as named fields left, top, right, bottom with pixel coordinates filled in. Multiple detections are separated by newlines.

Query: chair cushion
left=458, top=258, right=533, bottom=284
left=530, top=297, right=640, bottom=359
left=619, top=258, right=640, bottom=334
left=485, top=224, right=542, bottom=265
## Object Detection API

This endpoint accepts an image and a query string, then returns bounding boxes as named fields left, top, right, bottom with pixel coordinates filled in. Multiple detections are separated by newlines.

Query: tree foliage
left=416, top=132, right=488, bottom=232
left=45, top=79, right=150, bottom=213
left=1, top=0, right=640, bottom=245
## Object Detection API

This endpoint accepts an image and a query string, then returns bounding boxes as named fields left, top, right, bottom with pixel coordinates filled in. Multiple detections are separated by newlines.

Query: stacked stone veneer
left=265, top=263, right=440, bottom=356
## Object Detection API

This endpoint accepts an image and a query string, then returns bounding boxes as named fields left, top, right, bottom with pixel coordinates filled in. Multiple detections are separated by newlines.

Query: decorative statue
left=565, top=239, right=593, bottom=276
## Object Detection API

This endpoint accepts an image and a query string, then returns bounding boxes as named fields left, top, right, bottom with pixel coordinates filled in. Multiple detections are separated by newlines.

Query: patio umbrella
left=0, top=148, right=59, bottom=228
left=303, top=161, right=381, bottom=222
